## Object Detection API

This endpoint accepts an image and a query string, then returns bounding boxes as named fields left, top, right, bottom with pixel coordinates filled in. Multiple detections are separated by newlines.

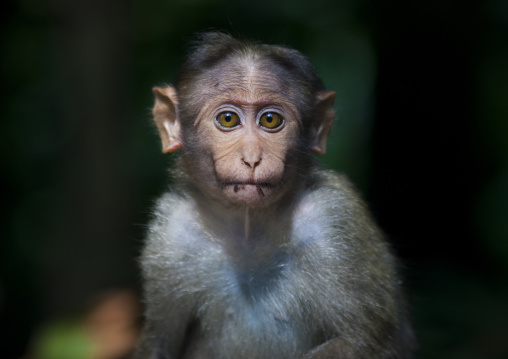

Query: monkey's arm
left=303, top=314, right=414, bottom=359
left=303, top=324, right=413, bottom=359
left=135, top=250, right=195, bottom=359
left=303, top=338, right=351, bottom=359
left=297, top=171, right=414, bottom=359
left=135, top=194, right=200, bottom=359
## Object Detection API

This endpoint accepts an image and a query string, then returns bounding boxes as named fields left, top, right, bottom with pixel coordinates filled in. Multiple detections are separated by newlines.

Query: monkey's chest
left=179, top=244, right=316, bottom=357
left=227, top=247, right=289, bottom=297
left=185, top=266, right=311, bottom=358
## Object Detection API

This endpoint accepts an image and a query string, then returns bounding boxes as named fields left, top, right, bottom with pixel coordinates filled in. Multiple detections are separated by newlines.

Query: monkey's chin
left=222, top=183, right=277, bottom=208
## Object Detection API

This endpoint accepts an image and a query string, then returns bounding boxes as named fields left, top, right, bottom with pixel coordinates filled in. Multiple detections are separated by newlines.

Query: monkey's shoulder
left=307, top=169, right=362, bottom=200
left=291, top=169, right=385, bottom=256
left=297, top=169, right=370, bottom=221
left=143, top=192, right=211, bottom=257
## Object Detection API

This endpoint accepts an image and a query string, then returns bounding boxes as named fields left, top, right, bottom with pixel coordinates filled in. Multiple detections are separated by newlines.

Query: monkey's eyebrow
left=224, top=99, right=277, bottom=108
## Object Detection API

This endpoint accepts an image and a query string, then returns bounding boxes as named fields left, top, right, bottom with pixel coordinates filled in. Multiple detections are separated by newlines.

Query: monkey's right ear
left=152, top=87, right=182, bottom=153
left=310, top=91, right=336, bottom=155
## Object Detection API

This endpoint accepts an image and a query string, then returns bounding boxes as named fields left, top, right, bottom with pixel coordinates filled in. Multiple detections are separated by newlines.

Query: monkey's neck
left=188, top=188, right=295, bottom=246
left=244, top=207, right=250, bottom=241
left=175, top=169, right=304, bottom=243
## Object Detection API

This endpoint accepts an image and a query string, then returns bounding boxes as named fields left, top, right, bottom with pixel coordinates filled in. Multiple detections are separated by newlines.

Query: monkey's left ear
left=310, top=91, right=336, bottom=155
left=152, top=87, right=182, bottom=153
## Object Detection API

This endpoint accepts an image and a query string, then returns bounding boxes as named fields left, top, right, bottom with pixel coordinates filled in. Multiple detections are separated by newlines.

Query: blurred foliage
left=32, top=320, right=93, bottom=359
left=0, top=0, right=507, bottom=358
left=30, top=289, right=139, bottom=359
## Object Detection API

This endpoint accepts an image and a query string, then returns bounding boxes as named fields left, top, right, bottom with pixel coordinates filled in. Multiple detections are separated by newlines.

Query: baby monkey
left=136, top=32, right=415, bottom=359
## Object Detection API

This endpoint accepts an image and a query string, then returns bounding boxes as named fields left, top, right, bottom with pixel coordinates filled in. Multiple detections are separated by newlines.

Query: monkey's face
left=189, top=63, right=303, bottom=208
left=153, top=57, right=335, bottom=209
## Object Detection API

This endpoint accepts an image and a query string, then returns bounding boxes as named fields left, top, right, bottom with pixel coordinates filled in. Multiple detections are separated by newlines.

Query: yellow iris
left=217, top=112, right=240, bottom=128
left=260, top=112, right=282, bottom=129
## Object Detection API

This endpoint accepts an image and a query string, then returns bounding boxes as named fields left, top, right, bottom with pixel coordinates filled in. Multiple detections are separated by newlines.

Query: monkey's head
left=152, top=32, right=335, bottom=208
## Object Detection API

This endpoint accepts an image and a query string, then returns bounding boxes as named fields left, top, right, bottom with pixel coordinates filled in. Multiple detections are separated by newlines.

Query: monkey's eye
left=216, top=112, right=240, bottom=129
left=259, top=112, right=283, bottom=130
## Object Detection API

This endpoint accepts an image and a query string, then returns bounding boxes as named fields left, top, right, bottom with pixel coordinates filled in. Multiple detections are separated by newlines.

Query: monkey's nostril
left=242, top=158, right=261, bottom=169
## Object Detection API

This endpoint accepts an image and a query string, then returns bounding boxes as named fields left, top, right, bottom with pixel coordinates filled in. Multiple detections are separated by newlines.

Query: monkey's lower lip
left=224, top=182, right=275, bottom=198
left=224, top=182, right=275, bottom=192
left=225, top=182, right=274, bottom=188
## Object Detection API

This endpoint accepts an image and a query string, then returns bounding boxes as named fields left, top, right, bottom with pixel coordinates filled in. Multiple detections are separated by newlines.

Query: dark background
left=1, top=0, right=507, bottom=358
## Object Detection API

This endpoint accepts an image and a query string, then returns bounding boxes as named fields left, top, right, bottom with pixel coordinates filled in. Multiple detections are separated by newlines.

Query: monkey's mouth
left=222, top=181, right=276, bottom=198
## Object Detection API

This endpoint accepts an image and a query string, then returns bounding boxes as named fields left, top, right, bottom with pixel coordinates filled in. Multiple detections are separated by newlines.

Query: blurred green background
left=1, top=0, right=507, bottom=358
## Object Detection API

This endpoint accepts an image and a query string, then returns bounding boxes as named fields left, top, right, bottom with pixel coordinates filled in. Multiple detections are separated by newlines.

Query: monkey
left=136, top=32, right=415, bottom=359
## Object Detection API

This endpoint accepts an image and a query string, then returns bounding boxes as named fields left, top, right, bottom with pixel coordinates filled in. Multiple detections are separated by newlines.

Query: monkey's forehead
left=203, top=65, right=288, bottom=93
left=177, top=57, right=313, bottom=124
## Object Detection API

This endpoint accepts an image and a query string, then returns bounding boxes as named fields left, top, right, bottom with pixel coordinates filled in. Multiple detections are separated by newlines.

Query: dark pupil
left=266, top=114, right=273, bottom=123
left=225, top=113, right=232, bottom=123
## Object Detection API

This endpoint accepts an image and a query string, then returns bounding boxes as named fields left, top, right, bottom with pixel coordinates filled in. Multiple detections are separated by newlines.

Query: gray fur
left=136, top=169, right=414, bottom=358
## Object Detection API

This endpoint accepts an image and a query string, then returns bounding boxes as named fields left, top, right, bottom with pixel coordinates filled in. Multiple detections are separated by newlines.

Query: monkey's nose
left=242, top=139, right=262, bottom=169
left=242, top=157, right=261, bottom=169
